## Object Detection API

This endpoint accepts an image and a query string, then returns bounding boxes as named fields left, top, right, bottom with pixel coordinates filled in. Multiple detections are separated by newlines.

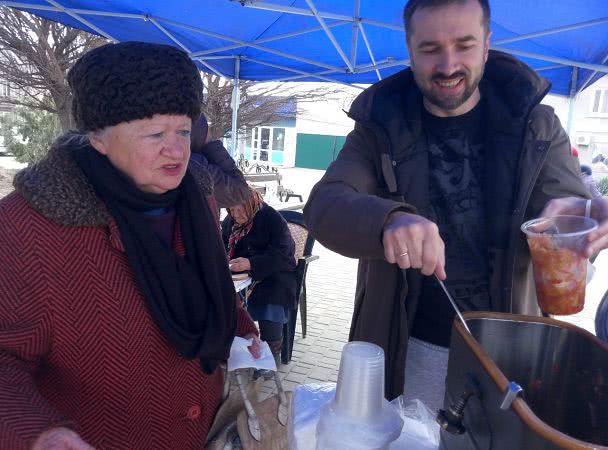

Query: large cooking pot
left=440, top=312, right=608, bottom=450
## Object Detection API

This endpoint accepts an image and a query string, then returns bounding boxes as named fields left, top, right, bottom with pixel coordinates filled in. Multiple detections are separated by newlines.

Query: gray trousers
left=402, top=337, right=450, bottom=413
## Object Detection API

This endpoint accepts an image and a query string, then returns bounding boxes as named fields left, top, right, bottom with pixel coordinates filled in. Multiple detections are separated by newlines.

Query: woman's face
left=90, top=114, right=192, bottom=194
left=229, top=204, right=248, bottom=225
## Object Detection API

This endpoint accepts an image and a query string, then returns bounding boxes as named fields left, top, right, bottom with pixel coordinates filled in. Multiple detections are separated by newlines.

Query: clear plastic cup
left=521, top=215, right=598, bottom=315
left=315, top=341, right=403, bottom=450
left=334, top=341, right=386, bottom=418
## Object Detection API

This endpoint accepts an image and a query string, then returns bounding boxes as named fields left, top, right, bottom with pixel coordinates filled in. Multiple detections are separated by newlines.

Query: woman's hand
left=244, top=333, right=261, bottom=359
left=229, top=257, right=251, bottom=272
left=32, top=427, right=96, bottom=450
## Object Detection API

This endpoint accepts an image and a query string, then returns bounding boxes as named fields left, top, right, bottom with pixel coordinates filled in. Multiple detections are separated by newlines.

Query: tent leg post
left=230, top=57, right=241, bottom=158
left=567, top=67, right=578, bottom=138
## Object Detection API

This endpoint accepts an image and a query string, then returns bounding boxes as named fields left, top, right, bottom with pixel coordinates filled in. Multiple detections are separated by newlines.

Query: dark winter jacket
left=222, top=204, right=297, bottom=309
left=304, top=51, right=589, bottom=399
left=189, top=139, right=249, bottom=208
left=0, top=135, right=258, bottom=449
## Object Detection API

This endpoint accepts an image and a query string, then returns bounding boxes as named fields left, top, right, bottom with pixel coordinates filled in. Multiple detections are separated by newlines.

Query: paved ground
left=259, top=242, right=358, bottom=398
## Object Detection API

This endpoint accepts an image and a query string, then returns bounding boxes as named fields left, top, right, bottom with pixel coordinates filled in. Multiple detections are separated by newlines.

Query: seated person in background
left=581, top=164, right=603, bottom=198
left=189, top=113, right=249, bottom=208
left=222, top=187, right=297, bottom=371
left=0, top=41, right=259, bottom=450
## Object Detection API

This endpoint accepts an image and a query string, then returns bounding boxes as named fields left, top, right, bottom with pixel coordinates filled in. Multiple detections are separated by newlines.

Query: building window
left=590, top=88, right=608, bottom=116
left=246, top=126, right=288, bottom=164
left=0, top=82, right=10, bottom=98
left=272, top=128, right=285, bottom=152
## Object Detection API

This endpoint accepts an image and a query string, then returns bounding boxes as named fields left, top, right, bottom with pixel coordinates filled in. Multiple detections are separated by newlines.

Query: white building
left=543, top=75, right=608, bottom=166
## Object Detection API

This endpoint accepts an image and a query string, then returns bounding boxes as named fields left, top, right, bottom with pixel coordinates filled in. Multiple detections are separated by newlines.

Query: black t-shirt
left=410, top=103, right=491, bottom=347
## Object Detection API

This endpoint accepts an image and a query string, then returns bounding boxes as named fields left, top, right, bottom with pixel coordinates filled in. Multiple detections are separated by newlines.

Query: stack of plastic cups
left=315, top=341, right=403, bottom=450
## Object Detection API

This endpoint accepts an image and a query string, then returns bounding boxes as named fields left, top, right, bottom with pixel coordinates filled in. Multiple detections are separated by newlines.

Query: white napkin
left=227, top=336, right=277, bottom=371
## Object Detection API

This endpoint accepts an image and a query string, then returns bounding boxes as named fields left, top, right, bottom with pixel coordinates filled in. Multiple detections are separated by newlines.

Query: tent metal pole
left=0, top=1, right=142, bottom=18
left=44, top=0, right=116, bottom=41
left=236, top=0, right=354, bottom=21
left=194, top=58, right=225, bottom=78
left=567, top=67, right=578, bottom=137
left=494, top=17, right=608, bottom=45
left=492, top=46, right=608, bottom=73
left=244, top=56, right=354, bottom=87
left=231, top=57, right=241, bottom=158
left=304, top=0, right=353, bottom=72
left=272, top=56, right=410, bottom=82
left=193, top=21, right=348, bottom=57
left=199, top=55, right=235, bottom=60
left=235, top=0, right=402, bottom=31
left=578, top=51, right=608, bottom=94
left=358, top=22, right=381, bottom=80
left=147, top=17, right=226, bottom=78
left=160, top=17, right=344, bottom=72
left=273, top=68, right=338, bottom=82
left=148, top=17, right=190, bottom=52
left=535, top=64, right=566, bottom=72
left=350, top=0, right=360, bottom=67
left=357, top=58, right=410, bottom=72
left=238, top=0, right=403, bottom=31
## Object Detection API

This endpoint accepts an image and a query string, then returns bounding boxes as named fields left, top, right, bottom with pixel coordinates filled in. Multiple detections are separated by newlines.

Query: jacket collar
left=13, top=133, right=214, bottom=228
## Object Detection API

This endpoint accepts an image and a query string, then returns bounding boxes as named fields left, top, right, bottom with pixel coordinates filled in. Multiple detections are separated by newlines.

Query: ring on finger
left=398, top=251, right=409, bottom=257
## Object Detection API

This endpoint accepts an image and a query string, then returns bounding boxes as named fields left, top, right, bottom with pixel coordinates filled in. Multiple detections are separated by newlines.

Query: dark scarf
left=73, top=146, right=236, bottom=373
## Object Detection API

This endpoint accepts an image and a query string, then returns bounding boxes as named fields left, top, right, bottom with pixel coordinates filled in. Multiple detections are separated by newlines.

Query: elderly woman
left=0, top=42, right=258, bottom=450
left=221, top=187, right=297, bottom=369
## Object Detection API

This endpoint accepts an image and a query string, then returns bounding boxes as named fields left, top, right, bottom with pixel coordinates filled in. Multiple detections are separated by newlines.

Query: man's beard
left=415, top=67, right=484, bottom=111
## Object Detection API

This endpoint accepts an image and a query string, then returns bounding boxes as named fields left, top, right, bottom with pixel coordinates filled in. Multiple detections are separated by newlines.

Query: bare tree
left=202, top=73, right=353, bottom=140
left=0, top=7, right=105, bottom=131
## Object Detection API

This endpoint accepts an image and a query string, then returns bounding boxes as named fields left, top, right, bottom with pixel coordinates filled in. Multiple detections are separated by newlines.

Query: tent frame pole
left=578, top=51, right=608, bottom=94
left=349, top=0, right=360, bottom=67
left=567, top=67, right=578, bottom=137
left=231, top=57, right=241, bottom=159
left=193, top=21, right=348, bottom=57
left=304, top=0, right=353, bottom=72
left=492, top=46, right=608, bottom=73
left=161, top=17, right=344, bottom=73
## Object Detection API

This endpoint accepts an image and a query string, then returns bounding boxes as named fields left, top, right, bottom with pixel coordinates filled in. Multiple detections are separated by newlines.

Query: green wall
left=295, top=133, right=346, bottom=170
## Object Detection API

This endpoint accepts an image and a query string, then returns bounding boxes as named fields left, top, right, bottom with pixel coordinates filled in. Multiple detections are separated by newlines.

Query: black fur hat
left=68, top=41, right=202, bottom=132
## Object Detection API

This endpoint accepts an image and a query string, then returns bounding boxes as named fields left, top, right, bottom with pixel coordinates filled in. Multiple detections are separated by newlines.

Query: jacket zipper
left=503, top=86, right=552, bottom=312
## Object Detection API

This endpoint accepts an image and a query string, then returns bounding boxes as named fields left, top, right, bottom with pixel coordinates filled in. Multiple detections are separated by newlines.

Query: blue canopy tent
left=2, top=0, right=607, bottom=152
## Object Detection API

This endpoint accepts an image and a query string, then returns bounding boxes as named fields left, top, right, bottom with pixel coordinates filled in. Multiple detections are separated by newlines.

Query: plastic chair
left=279, top=210, right=318, bottom=364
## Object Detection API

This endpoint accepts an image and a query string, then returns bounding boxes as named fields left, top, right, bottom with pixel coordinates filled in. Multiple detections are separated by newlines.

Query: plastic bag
left=288, top=383, right=336, bottom=450
left=315, top=398, right=403, bottom=450
left=389, top=397, right=440, bottom=450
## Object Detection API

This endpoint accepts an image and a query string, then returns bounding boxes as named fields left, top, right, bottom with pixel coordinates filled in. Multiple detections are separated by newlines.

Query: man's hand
left=32, top=428, right=96, bottom=450
left=541, top=197, right=608, bottom=257
left=244, top=333, right=261, bottom=359
left=382, top=211, right=446, bottom=279
left=229, top=257, right=251, bottom=272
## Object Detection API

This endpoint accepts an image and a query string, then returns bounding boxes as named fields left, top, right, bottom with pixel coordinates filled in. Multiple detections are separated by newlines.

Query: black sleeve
left=248, top=207, right=296, bottom=280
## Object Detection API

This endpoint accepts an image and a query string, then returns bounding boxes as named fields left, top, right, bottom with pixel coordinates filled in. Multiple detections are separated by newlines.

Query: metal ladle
left=434, top=274, right=472, bottom=335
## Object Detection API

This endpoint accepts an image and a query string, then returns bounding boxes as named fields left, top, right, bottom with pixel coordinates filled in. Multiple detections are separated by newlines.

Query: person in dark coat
left=580, top=164, right=603, bottom=199
left=305, top=0, right=608, bottom=406
left=222, top=187, right=297, bottom=367
left=189, top=113, right=250, bottom=208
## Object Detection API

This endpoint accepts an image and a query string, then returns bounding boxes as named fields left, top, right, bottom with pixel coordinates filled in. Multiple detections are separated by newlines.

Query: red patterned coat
left=0, top=137, right=257, bottom=450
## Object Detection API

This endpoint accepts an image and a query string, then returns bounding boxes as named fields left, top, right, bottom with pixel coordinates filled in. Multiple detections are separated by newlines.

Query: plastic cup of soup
left=521, top=215, right=598, bottom=315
